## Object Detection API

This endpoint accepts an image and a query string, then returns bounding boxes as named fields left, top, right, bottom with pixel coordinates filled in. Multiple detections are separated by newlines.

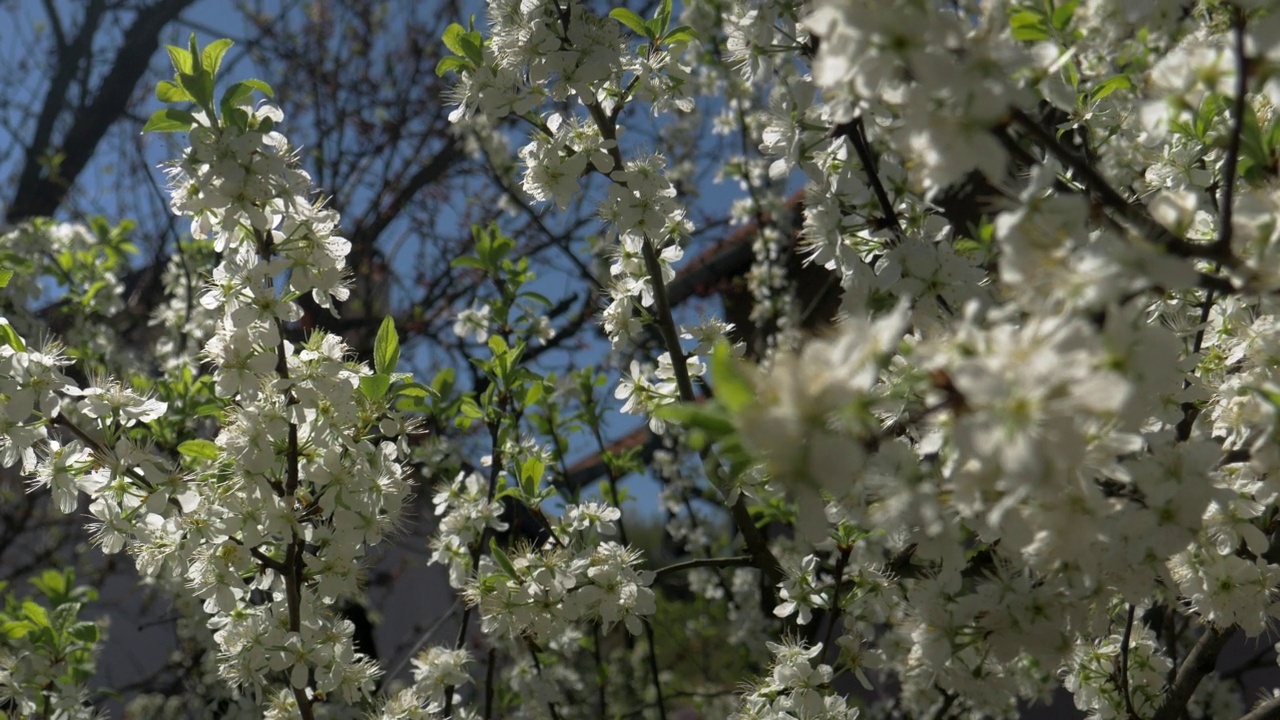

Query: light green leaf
left=21, top=601, right=49, bottom=628
left=156, top=80, right=193, bottom=103
left=1090, top=75, right=1131, bottom=101
left=397, top=382, right=434, bottom=399
left=177, top=439, right=220, bottom=460
left=1009, top=10, right=1049, bottom=41
left=360, top=374, right=392, bottom=401
left=710, top=342, right=754, bottom=413
left=0, top=323, right=26, bottom=352
left=201, top=38, right=234, bottom=78
left=451, top=255, right=487, bottom=271
left=374, top=316, right=400, bottom=374
left=609, top=7, right=650, bottom=38
left=458, top=396, right=484, bottom=419
left=0, top=268, right=12, bottom=288
left=442, top=23, right=468, bottom=56
left=166, top=45, right=193, bottom=75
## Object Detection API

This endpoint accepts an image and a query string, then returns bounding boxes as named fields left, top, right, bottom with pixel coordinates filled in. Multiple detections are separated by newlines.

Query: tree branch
left=1151, top=623, right=1234, bottom=720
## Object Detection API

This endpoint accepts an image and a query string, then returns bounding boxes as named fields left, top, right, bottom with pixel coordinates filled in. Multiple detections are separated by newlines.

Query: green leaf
left=524, top=381, right=544, bottom=406
left=220, top=79, right=274, bottom=116
left=457, top=34, right=484, bottom=67
left=156, top=80, right=193, bottom=103
left=519, top=456, right=545, bottom=497
left=655, top=403, right=735, bottom=437
left=360, top=374, right=392, bottom=401
left=68, top=622, right=100, bottom=645
left=1050, top=0, right=1077, bottom=30
left=142, top=108, right=197, bottom=133
left=451, top=255, right=487, bottom=271
left=166, top=45, right=194, bottom=75
left=609, top=7, right=651, bottom=38
left=397, top=382, right=434, bottom=399
left=709, top=342, right=754, bottom=413
left=180, top=70, right=215, bottom=112
left=661, top=25, right=698, bottom=46
left=177, top=439, right=220, bottom=460
left=201, top=38, right=234, bottom=78
left=21, top=601, right=49, bottom=628
left=0, top=322, right=26, bottom=352
left=489, top=537, right=520, bottom=579
left=188, top=33, right=202, bottom=72
left=520, top=291, right=552, bottom=307
left=655, top=0, right=672, bottom=35
left=1009, top=10, right=1050, bottom=41
left=432, top=367, right=456, bottom=397
left=458, top=396, right=484, bottom=419
left=374, top=316, right=400, bottom=374
left=0, top=268, right=11, bottom=288
left=1090, top=74, right=1131, bottom=102
left=436, top=55, right=470, bottom=77
left=442, top=23, right=469, bottom=56
left=28, top=570, right=68, bottom=603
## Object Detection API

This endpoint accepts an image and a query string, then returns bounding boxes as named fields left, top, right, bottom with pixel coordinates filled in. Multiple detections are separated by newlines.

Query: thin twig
left=1119, top=603, right=1138, bottom=720
left=1239, top=694, right=1280, bottom=720
left=819, top=547, right=851, bottom=662
left=1215, top=6, right=1249, bottom=256
left=835, top=117, right=907, bottom=246
left=653, top=555, right=755, bottom=581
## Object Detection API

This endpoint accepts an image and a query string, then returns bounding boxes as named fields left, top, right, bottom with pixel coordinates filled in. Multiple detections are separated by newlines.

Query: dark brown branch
left=1151, top=623, right=1234, bottom=720
left=8, top=0, right=198, bottom=223
left=1007, top=107, right=1239, bottom=270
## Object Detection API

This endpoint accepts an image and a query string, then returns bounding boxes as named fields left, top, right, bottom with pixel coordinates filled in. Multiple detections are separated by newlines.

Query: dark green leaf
left=436, top=55, right=470, bottom=77
left=68, top=622, right=100, bottom=645
left=458, top=35, right=484, bottom=67
left=662, top=26, right=698, bottom=46
left=490, top=537, right=520, bottom=579
left=142, top=108, right=197, bottom=133
left=656, top=0, right=672, bottom=35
